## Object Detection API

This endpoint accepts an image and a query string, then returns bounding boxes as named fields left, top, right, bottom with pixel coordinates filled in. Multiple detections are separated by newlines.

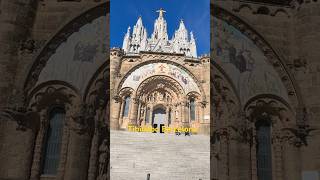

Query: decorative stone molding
left=68, top=102, right=95, bottom=135
left=232, top=2, right=291, bottom=17
left=212, top=4, right=302, bottom=111
left=0, top=106, right=39, bottom=132
left=118, top=87, right=134, bottom=98
left=24, top=2, right=109, bottom=93
left=117, top=59, right=206, bottom=99
left=282, top=124, right=316, bottom=147
left=136, top=75, right=185, bottom=98
left=28, top=83, right=80, bottom=111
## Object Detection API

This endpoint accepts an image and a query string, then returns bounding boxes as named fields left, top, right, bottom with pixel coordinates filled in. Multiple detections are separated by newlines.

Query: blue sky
left=110, top=0, right=210, bottom=55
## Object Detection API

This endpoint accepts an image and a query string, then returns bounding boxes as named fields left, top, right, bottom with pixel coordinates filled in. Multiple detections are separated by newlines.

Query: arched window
left=256, top=120, right=272, bottom=180
left=41, top=107, right=65, bottom=175
left=123, top=96, right=130, bottom=117
left=190, top=99, right=196, bottom=121
left=146, top=107, right=150, bottom=123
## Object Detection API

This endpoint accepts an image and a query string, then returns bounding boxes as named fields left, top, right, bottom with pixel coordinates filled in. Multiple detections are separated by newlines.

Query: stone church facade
left=110, top=9, right=210, bottom=134
left=0, top=0, right=319, bottom=180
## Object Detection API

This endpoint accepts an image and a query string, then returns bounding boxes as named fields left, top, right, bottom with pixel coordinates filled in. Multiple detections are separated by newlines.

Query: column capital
left=68, top=103, right=95, bottom=135
left=200, top=101, right=208, bottom=108
left=112, top=95, right=121, bottom=103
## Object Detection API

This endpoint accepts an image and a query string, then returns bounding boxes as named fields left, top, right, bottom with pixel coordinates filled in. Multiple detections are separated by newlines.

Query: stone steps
left=110, top=130, right=210, bottom=180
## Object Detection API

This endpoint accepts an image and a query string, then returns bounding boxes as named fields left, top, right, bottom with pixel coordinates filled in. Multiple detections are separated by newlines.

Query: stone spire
left=174, top=19, right=188, bottom=42
left=189, top=31, right=197, bottom=57
left=122, top=16, right=148, bottom=53
left=150, top=8, right=169, bottom=44
left=122, top=26, right=131, bottom=53
left=121, top=9, right=197, bottom=57
left=171, top=19, right=197, bottom=57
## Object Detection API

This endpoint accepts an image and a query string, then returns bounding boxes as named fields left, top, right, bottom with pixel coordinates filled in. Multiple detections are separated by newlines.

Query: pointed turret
left=128, top=16, right=148, bottom=53
left=122, top=26, right=131, bottom=52
left=171, top=20, right=197, bottom=57
left=132, top=16, right=145, bottom=40
left=189, top=31, right=197, bottom=57
left=174, top=19, right=188, bottom=42
left=179, top=19, right=186, bottom=31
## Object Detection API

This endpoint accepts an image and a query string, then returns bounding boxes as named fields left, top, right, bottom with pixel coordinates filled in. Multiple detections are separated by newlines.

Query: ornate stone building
left=0, top=0, right=319, bottom=180
left=211, top=0, right=320, bottom=180
left=0, top=1, right=110, bottom=180
left=110, top=9, right=210, bottom=134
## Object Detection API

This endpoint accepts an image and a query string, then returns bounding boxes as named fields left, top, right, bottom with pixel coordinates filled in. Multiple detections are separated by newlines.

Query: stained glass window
left=256, top=122, right=272, bottom=180
left=41, top=107, right=65, bottom=175
left=123, top=96, right=130, bottom=117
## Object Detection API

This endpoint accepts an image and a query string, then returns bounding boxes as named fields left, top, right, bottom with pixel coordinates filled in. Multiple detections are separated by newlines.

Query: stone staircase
left=110, top=130, right=210, bottom=180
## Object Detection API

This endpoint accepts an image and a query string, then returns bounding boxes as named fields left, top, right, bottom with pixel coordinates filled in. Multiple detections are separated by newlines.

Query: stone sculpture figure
left=97, top=139, right=109, bottom=180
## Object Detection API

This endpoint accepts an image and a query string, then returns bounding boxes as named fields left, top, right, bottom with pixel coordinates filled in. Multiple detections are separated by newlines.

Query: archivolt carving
left=211, top=62, right=240, bottom=123
left=244, top=95, right=294, bottom=125
left=117, top=59, right=206, bottom=100
left=212, top=4, right=302, bottom=112
left=187, top=91, right=201, bottom=99
left=118, top=87, right=134, bottom=98
left=135, top=75, right=185, bottom=99
left=23, top=2, right=109, bottom=94
left=85, top=61, right=109, bottom=110
left=243, top=95, right=315, bottom=147
left=28, top=82, right=80, bottom=111
left=83, top=59, right=109, bottom=180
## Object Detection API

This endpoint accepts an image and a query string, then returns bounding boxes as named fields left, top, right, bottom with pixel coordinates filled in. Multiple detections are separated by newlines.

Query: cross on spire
left=156, top=8, right=166, bottom=18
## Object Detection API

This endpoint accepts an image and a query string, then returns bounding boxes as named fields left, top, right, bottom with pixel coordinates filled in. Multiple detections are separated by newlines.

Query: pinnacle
left=136, top=16, right=143, bottom=26
left=156, top=8, right=166, bottom=18
left=179, top=19, right=186, bottom=30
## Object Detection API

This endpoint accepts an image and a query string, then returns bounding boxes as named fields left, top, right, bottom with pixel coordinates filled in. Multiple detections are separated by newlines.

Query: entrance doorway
left=152, top=108, right=166, bottom=127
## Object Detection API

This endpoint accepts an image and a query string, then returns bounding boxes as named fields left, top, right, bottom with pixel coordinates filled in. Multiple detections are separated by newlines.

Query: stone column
left=129, top=97, right=139, bottom=126
left=87, top=129, right=99, bottom=180
left=183, top=99, right=190, bottom=127
left=110, top=96, right=121, bottom=130
left=140, top=105, right=146, bottom=125
left=251, top=134, right=258, bottom=180
left=166, top=106, right=169, bottom=126
left=118, top=98, right=124, bottom=128
left=201, top=102, right=205, bottom=123
left=110, top=49, right=123, bottom=96
left=273, top=136, right=283, bottom=180
left=87, top=106, right=105, bottom=180
left=172, top=106, right=176, bottom=123
left=64, top=105, right=93, bottom=180
left=180, top=103, right=184, bottom=125
left=30, top=109, right=48, bottom=179
left=137, top=102, right=141, bottom=125
left=149, top=106, right=153, bottom=125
